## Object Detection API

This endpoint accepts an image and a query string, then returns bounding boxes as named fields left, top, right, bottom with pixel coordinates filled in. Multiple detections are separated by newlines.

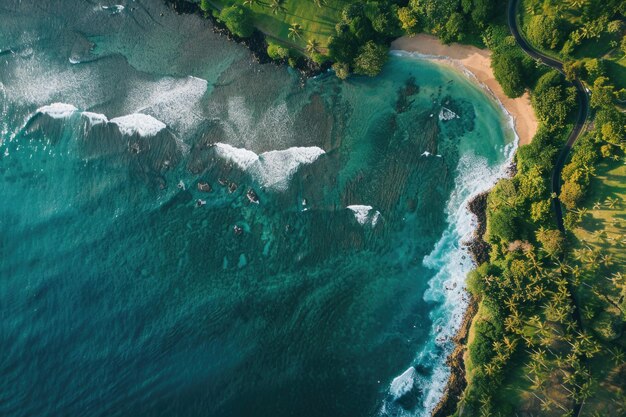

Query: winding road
left=507, top=0, right=589, bottom=232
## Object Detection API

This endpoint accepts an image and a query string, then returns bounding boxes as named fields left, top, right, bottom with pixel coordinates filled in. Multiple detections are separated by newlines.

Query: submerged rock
left=197, top=181, right=212, bottom=192
left=246, top=188, right=259, bottom=204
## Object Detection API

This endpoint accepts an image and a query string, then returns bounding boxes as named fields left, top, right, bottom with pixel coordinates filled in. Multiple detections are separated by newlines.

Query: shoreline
left=391, top=34, right=537, bottom=146
left=164, top=0, right=329, bottom=78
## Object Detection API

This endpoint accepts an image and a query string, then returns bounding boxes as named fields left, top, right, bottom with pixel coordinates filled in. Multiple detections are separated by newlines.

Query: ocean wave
left=36, top=103, right=78, bottom=119
left=214, top=142, right=325, bottom=192
left=381, top=146, right=516, bottom=416
left=390, top=367, right=418, bottom=399
left=29, top=103, right=169, bottom=139
left=81, top=111, right=108, bottom=125
left=347, top=205, right=381, bottom=227
left=110, top=114, right=166, bottom=137
left=214, top=143, right=258, bottom=170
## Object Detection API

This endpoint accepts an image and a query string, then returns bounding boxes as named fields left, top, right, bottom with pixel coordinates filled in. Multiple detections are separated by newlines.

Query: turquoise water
left=0, top=2, right=515, bottom=417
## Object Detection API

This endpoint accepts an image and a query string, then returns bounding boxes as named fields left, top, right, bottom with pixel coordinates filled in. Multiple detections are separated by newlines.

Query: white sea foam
left=256, top=147, right=324, bottom=191
left=36, top=103, right=77, bottom=119
left=5, top=52, right=102, bottom=109
left=217, top=96, right=296, bottom=151
left=110, top=113, right=166, bottom=137
left=438, top=107, right=458, bottom=121
left=347, top=205, right=381, bottom=227
left=125, top=76, right=208, bottom=137
left=81, top=111, right=108, bottom=125
left=214, top=143, right=259, bottom=170
left=101, top=5, right=125, bottom=14
left=214, top=143, right=325, bottom=191
left=390, top=367, right=417, bottom=399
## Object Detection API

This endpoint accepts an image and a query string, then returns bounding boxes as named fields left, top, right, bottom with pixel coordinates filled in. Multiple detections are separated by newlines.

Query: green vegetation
left=218, top=4, right=254, bottom=38
left=453, top=1, right=626, bottom=416
left=195, top=0, right=626, bottom=414
left=521, top=0, right=626, bottom=89
left=202, top=0, right=504, bottom=77
left=352, top=40, right=389, bottom=77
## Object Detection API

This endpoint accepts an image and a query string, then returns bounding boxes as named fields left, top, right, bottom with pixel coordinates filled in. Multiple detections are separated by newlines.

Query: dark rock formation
left=465, top=192, right=490, bottom=265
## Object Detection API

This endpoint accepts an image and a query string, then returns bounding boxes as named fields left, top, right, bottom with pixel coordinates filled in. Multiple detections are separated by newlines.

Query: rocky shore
left=465, top=191, right=490, bottom=265
left=432, top=157, right=521, bottom=416
left=431, top=297, right=477, bottom=417
left=163, top=0, right=330, bottom=78
left=431, top=190, right=489, bottom=417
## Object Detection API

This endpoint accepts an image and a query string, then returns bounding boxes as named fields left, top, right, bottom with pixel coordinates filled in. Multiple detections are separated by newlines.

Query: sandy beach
left=391, top=34, right=538, bottom=145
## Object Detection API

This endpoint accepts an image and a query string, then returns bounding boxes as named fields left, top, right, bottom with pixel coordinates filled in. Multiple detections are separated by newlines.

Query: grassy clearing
left=209, top=0, right=349, bottom=51
left=573, top=160, right=626, bottom=270
left=563, top=159, right=626, bottom=415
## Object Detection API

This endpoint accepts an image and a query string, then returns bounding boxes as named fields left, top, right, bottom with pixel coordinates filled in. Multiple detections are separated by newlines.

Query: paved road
left=507, top=0, right=589, bottom=232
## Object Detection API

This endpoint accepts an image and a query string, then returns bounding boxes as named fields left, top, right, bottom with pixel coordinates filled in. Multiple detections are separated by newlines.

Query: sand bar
left=391, top=34, right=538, bottom=146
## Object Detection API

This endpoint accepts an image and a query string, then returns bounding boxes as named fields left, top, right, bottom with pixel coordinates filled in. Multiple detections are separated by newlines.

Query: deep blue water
left=0, top=2, right=515, bottom=416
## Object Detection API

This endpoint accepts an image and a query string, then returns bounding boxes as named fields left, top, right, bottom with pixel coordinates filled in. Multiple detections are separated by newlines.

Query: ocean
left=0, top=2, right=515, bottom=417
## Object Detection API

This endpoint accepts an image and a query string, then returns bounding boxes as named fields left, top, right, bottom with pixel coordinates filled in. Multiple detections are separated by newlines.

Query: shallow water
left=0, top=2, right=514, bottom=417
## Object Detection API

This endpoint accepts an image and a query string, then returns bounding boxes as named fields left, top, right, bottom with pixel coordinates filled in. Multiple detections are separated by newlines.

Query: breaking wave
left=214, top=142, right=325, bottom=192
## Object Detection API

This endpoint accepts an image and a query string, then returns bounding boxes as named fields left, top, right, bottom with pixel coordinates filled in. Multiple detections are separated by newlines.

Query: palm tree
left=312, top=0, right=326, bottom=7
left=305, top=38, right=319, bottom=54
left=609, top=271, right=624, bottom=286
left=604, top=196, right=620, bottom=209
left=243, top=0, right=261, bottom=7
left=592, top=229, right=607, bottom=242
left=287, top=22, right=302, bottom=40
left=592, top=201, right=602, bottom=209
left=483, top=362, right=500, bottom=376
left=573, top=207, right=588, bottom=220
left=608, top=347, right=625, bottom=366
left=568, top=0, right=587, bottom=8
left=501, top=336, right=517, bottom=355
left=600, top=253, right=614, bottom=267
left=581, top=163, right=596, bottom=178
left=269, top=0, right=285, bottom=15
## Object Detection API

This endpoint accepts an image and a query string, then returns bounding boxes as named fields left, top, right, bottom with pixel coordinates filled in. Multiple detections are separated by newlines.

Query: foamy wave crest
left=110, top=114, right=166, bottom=137
left=214, top=143, right=324, bottom=191
left=36, top=103, right=78, bottom=119
left=81, top=111, right=108, bottom=125
left=347, top=205, right=381, bottom=227
left=381, top=147, right=515, bottom=417
left=214, top=143, right=258, bottom=170
left=390, top=367, right=418, bottom=399
left=31, top=104, right=169, bottom=139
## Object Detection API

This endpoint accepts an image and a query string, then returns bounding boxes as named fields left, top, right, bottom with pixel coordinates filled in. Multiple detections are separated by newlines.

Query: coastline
left=391, top=34, right=538, bottom=146
left=164, top=0, right=329, bottom=78
left=389, top=36, right=529, bottom=415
